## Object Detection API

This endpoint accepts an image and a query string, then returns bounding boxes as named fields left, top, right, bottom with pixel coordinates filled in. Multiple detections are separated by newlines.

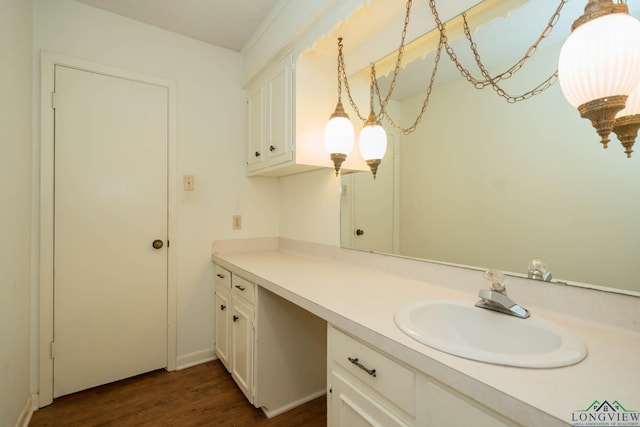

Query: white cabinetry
left=328, top=325, right=515, bottom=427
left=213, top=265, right=231, bottom=370
left=245, top=49, right=369, bottom=177
left=213, top=264, right=327, bottom=417
left=246, top=52, right=294, bottom=175
left=230, top=275, right=256, bottom=402
left=328, top=326, right=415, bottom=426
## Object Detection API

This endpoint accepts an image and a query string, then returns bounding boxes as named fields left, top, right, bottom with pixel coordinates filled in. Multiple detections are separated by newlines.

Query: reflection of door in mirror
left=341, top=134, right=397, bottom=253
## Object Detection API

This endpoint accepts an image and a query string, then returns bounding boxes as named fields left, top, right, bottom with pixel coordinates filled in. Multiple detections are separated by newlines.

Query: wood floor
left=30, top=360, right=327, bottom=427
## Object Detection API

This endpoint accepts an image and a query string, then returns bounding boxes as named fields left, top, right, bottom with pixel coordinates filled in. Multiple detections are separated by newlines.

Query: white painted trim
left=15, top=395, right=34, bottom=427
left=38, top=51, right=179, bottom=406
left=175, top=349, right=217, bottom=371
left=262, top=389, right=326, bottom=419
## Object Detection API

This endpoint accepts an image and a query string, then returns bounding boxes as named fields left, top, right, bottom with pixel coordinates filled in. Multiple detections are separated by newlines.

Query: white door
left=53, top=65, right=168, bottom=397
left=346, top=134, right=396, bottom=253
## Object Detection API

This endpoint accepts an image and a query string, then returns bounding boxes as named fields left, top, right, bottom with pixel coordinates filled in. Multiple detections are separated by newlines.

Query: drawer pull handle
left=347, top=357, right=377, bottom=378
left=235, top=285, right=246, bottom=291
left=220, top=304, right=226, bottom=311
left=216, top=273, right=225, bottom=279
left=233, top=315, right=239, bottom=322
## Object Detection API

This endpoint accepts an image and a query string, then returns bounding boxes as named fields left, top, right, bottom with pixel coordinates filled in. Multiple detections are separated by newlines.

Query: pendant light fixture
left=613, top=83, right=640, bottom=158
left=359, top=65, right=388, bottom=179
left=558, top=0, right=640, bottom=151
left=324, top=38, right=354, bottom=176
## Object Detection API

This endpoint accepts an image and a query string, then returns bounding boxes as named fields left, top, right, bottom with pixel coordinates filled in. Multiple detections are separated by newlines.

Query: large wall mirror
left=339, top=0, right=640, bottom=295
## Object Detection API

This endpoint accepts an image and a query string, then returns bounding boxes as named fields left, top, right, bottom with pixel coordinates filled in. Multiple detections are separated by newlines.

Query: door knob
left=152, top=239, right=164, bottom=249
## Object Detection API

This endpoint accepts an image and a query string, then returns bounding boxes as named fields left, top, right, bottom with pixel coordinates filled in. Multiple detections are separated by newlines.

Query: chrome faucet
left=475, top=270, right=530, bottom=319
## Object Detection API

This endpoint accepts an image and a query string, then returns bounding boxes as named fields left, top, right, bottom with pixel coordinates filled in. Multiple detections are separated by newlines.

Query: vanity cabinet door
left=417, top=377, right=514, bottom=427
left=329, top=370, right=410, bottom=427
left=214, top=285, right=231, bottom=371
left=231, top=295, right=255, bottom=403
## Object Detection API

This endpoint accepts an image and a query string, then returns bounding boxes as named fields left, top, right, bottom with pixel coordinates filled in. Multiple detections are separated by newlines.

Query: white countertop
left=213, top=247, right=640, bottom=427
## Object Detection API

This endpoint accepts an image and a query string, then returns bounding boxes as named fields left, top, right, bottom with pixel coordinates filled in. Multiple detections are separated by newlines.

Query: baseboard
left=15, top=394, right=37, bottom=427
left=175, top=349, right=217, bottom=371
left=261, top=389, right=326, bottom=419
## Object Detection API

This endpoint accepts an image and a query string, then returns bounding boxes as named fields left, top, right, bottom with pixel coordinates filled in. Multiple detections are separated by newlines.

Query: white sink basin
left=394, top=300, right=587, bottom=368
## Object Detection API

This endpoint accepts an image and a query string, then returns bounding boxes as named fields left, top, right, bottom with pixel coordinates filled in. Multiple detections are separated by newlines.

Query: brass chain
left=375, top=27, right=445, bottom=135
left=430, top=0, right=566, bottom=102
left=338, top=0, right=568, bottom=133
left=341, top=0, right=414, bottom=123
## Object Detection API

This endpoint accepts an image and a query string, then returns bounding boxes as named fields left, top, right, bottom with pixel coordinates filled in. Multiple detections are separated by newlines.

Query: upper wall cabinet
left=245, top=49, right=368, bottom=177
left=246, top=51, right=295, bottom=175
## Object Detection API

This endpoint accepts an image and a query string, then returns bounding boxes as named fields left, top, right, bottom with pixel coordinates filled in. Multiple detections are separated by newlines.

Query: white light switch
left=183, top=175, right=194, bottom=191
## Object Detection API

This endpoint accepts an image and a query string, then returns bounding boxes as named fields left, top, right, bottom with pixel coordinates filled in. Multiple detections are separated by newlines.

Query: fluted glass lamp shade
left=359, top=121, right=387, bottom=179
left=558, top=10, right=640, bottom=149
left=324, top=101, right=354, bottom=175
left=613, top=83, right=640, bottom=157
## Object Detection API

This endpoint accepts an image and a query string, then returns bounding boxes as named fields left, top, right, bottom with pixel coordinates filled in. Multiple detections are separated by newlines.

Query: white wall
left=33, top=0, right=280, bottom=366
left=0, top=0, right=33, bottom=424
left=279, top=168, right=341, bottom=246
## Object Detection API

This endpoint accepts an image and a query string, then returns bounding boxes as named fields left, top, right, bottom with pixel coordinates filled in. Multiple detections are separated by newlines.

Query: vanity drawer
left=231, top=275, right=256, bottom=305
left=214, top=265, right=231, bottom=289
left=329, top=326, right=415, bottom=416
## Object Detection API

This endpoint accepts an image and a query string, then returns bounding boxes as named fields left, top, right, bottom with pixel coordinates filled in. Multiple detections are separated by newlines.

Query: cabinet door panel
left=330, top=370, right=411, bottom=427
left=214, top=288, right=231, bottom=371
left=423, top=381, right=513, bottom=427
left=247, top=84, right=265, bottom=172
left=231, top=296, right=254, bottom=403
left=266, top=60, right=293, bottom=167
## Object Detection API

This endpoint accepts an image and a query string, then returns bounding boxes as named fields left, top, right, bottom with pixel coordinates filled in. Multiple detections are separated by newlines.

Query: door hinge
left=51, top=92, right=56, bottom=110
left=50, top=341, right=55, bottom=359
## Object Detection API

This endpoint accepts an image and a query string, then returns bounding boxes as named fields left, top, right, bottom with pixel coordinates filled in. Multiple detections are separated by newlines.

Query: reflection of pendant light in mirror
left=325, top=37, right=354, bottom=176
left=613, top=83, right=640, bottom=158
left=359, top=65, right=387, bottom=179
left=558, top=0, right=640, bottom=151
left=359, top=111, right=387, bottom=179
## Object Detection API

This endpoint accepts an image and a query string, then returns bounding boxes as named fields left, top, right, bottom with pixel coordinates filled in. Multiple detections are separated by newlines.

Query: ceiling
left=72, top=0, right=281, bottom=52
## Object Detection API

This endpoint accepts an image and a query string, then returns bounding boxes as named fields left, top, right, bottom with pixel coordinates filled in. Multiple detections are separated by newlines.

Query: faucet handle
left=528, top=258, right=553, bottom=281
left=484, top=269, right=506, bottom=292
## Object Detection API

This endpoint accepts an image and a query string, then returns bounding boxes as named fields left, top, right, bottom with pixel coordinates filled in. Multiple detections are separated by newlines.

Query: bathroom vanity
left=212, top=238, right=640, bottom=426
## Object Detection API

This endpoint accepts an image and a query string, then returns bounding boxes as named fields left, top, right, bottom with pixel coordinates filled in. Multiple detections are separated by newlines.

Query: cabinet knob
left=233, top=315, right=239, bottom=322
left=255, top=151, right=261, bottom=157
left=152, top=239, right=164, bottom=249
left=269, top=145, right=276, bottom=152
left=220, top=304, right=226, bottom=311
left=356, top=229, right=365, bottom=236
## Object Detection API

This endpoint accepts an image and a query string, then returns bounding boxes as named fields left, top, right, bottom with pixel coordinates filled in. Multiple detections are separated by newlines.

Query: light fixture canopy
left=558, top=0, right=640, bottom=150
